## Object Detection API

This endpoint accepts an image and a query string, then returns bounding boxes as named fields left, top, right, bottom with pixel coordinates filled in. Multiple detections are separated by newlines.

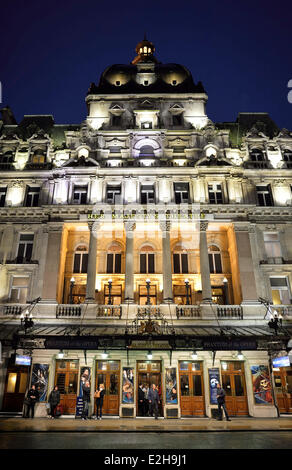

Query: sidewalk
left=1, top=416, right=292, bottom=432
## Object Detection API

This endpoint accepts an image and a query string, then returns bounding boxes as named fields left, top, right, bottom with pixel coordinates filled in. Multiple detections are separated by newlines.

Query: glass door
left=179, top=362, right=205, bottom=416
left=95, top=361, right=120, bottom=415
left=221, top=361, right=248, bottom=416
left=55, top=360, right=79, bottom=415
left=274, top=366, right=292, bottom=413
left=2, top=366, right=30, bottom=412
left=137, top=361, right=162, bottom=416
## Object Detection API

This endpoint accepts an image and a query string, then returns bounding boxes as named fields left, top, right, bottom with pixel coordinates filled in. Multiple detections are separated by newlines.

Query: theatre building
left=0, top=38, right=292, bottom=420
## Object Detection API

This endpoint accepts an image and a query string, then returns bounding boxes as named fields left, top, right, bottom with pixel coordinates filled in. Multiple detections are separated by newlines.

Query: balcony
left=217, top=305, right=243, bottom=319
left=96, top=305, right=122, bottom=318
left=3, top=305, right=23, bottom=315
left=176, top=305, right=201, bottom=318
left=56, top=305, right=82, bottom=318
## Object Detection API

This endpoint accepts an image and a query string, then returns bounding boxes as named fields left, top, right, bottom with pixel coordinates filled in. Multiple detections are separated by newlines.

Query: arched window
left=106, top=242, right=122, bottom=274
left=173, top=244, right=188, bottom=274
left=208, top=245, right=222, bottom=274
left=73, top=245, right=88, bottom=273
left=140, top=244, right=155, bottom=274
left=250, top=148, right=265, bottom=162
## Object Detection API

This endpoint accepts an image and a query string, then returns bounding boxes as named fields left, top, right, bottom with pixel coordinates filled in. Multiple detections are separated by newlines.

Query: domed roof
left=87, top=38, right=206, bottom=96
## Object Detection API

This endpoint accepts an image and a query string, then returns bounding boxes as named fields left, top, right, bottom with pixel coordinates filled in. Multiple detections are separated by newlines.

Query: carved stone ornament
left=199, top=221, right=208, bottom=232
left=125, top=221, right=136, bottom=233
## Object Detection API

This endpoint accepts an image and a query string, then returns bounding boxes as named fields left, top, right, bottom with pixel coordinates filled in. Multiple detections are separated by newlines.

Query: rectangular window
left=208, top=184, right=223, bottom=204
left=256, top=185, right=273, bottom=206
left=106, top=253, right=121, bottom=274
left=141, top=121, right=152, bottom=129
left=140, top=185, right=155, bottom=204
left=0, top=187, right=7, bottom=207
left=173, top=253, right=188, bottom=274
left=264, top=232, right=282, bottom=261
left=17, top=234, right=34, bottom=263
left=174, top=183, right=189, bottom=204
left=25, top=187, right=40, bottom=207
left=73, top=185, right=88, bottom=204
left=140, top=253, right=155, bottom=274
left=270, top=277, right=291, bottom=305
left=106, top=185, right=121, bottom=204
left=9, top=276, right=30, bottom=303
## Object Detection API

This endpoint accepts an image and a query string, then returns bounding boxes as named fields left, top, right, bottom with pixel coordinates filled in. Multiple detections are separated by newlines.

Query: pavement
left=0, top=416, right=292, bottom=433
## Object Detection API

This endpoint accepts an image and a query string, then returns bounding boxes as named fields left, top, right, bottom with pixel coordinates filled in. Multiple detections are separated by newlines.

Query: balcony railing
left=96, top=305, right=122, bottom=318
left=56, top=305, right=82, bottom=318
left=272, top=305, right=292, bottom=317
left=137, top=306, right=161, bottom=318
left=176, top=305, right=201, bottom=318
left=217, top=305, right=243, bottom=319
left=4, top=305, right=23, bottom=315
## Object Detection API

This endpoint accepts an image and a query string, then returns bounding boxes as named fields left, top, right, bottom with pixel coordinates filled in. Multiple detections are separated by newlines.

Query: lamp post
left=146, top=278, right=151, bottom=305
left=20, top=309, right=34, bottom=334
left=184, top=278, right=190, bottom=305
left=223, top=277, right=229, bottom=305
left=69, top=277, right=75, bottom=304
left=108, top=279, right=113, bottom=305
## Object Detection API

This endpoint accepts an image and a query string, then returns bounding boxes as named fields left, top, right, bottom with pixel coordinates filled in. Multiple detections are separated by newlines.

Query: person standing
left=48, top=385, right=60, bottom=419
left=81, top=380, right=91, bottom=420
left=216, top=382, right=231, bottom=421
left=24, top=384, right=39, bottom=418
left=148, top=383, right=160, bottom=420
left=138, top=383, right=146, bottom=416
left=95, top=383, right=105, bottom=420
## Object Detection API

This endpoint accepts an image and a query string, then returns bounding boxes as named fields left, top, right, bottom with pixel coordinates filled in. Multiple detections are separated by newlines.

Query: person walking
left=94, top=383, right=105, bottom=420
left=48, top=385, right=60, bottom=419
left=148, top=383, right=160, bottom=420
left=81, top=380, right=91, bottom=420
left=24, top=384, right=39, bottom=418
left=216, top=382, right=231, bottom=421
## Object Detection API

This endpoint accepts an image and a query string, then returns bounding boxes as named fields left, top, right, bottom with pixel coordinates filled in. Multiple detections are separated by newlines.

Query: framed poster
left=31, top=364, right=50, bottom=402
left=208, top=368, right=220, bottom=404
left=165, top=368, right=178, bottom=404
left=79, top=367, right=91, bottom=397
left=250, top=365, right=273, bottom=405
left=122, top=367, right=134, bottom=404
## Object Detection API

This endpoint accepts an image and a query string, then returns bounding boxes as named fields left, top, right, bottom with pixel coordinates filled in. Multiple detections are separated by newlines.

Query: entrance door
left=274, top=366, right=292, bottom=413
left=55, top=360, right=79, bottom=415
left=2, top=366, right=30, bottom=412
left=179, top=361, right=205, bottom=416
left=137, top=361, right=162, bottom=416
left=95, top=361, right=120, bottom=415
left=221, top=361, right=248, bottom=416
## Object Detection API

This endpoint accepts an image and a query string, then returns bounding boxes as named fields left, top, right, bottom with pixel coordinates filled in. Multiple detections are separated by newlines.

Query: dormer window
left=141, top=122, right=152, bottom=129
left=144, top=80, right=149, bottom=86
left=116, top=81, right=120, bottom=86
left=172, top=80, right=177, bottom=85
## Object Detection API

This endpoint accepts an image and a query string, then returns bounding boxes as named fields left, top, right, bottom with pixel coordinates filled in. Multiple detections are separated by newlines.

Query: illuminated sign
left=15, top=355, right=31, bottom=366
left=272, top=356, right=290, bottom=368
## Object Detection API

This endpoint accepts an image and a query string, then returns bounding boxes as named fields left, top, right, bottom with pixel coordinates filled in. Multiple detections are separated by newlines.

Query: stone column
left=160, top=221, right=173, bottom=303
left=85, top=222, right=100, bottom=302
left=124, top=222, right=136, bottom=303
left=41, top=223, right=64, bottom=303
left=200, top=222, right=212, bottom=303
left=125, top=222, right=136, bottom=303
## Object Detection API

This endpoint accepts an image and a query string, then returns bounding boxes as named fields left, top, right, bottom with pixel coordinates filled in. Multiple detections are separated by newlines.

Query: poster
left=31, top=364, right=49, bottom=402
left=79, top=367, right=91, bottom=397
left=122, top=367, right=134, bottom=404
left=208, top=368, right=220, bottom=404
left=165, top=368, right=178, bottom=404
left=250, top=365, right=273, bottom=405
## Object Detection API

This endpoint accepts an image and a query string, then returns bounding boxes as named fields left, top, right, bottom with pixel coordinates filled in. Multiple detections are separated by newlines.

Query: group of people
left=80, top=381, right=105, bottom=420
left=138, top=383, right=161, bottom=419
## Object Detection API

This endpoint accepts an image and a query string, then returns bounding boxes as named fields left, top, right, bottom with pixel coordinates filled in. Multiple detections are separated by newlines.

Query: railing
left=272, top=305, right=292, bottom=317
left=4, top=305, right=23, bottom=315
left=176, top=305, right=201, bottom=318
left=56, top=305, right=82, bottom=318
left=217, top=305, right=243, bottom=319
left=137, top=306, right=161, bottom=318
left=96, top=305, right=122, bottom=318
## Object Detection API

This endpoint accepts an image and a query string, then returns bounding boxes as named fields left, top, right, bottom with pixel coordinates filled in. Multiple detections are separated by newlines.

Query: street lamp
left=147, top=350, right=153, bottom=360
left=102, top=350, right=108, bottom=359
left=191, top=351, right=198, bottom=360
left=146, top=278, right=151, bottom=305
left=20, top=309, right=34, bottom=333
left=69, top=277, right=75, bottom=304
left=184, top=278, right=190, bottom=305
left=237, top=351, right=244, bottom=360
left=223, top=277, right=229, bottom=305
left=108, top=279, right=113, bottom=305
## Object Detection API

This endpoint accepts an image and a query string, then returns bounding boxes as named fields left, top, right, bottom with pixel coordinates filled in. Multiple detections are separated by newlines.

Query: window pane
left=7, top=373, right=17, bottom=393
left=68, top=372, right=78, bottom=394
left=115, top=253, right=121, bottom=273
left=208, top=253, right=214, bottom=273
left=234, top=375, right=244, bottom=396
left=81, top=253, right=88, bottom=273
left=148, top=253, right=155, bottom=273
left=180, top=375, right=190, bottom=396
left=181, top=254, right=188, bottom=273
left=25, top=243, right=33, bottom=261
left=173, top=254, right=180, bottom=273
left=140, top=254, right=146, bottom=273
left=179, top=362, right=189, bottom=371
left=109, top=374, right=118, bottom=395
left=107, top=254, right=114, bottom=273
left=193, top=375, right=202, bottom=396
left=270, top=277, right=288, bottom=287
left=214, top=253, right=222, bottom=273
left=56, top=373, right=66, bottom=394
left=73, top=254, right=81, bottom=273
left=19, top=373, right=28, bottom=393
left=222, top=375, right=232, bottom=396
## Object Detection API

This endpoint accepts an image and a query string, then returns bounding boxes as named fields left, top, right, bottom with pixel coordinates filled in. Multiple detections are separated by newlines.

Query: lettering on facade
left=203, top=339, right=257, bottom=350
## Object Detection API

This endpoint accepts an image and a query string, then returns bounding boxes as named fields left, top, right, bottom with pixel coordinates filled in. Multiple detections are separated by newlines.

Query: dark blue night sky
left=1, top=0, right=292, bottom=128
